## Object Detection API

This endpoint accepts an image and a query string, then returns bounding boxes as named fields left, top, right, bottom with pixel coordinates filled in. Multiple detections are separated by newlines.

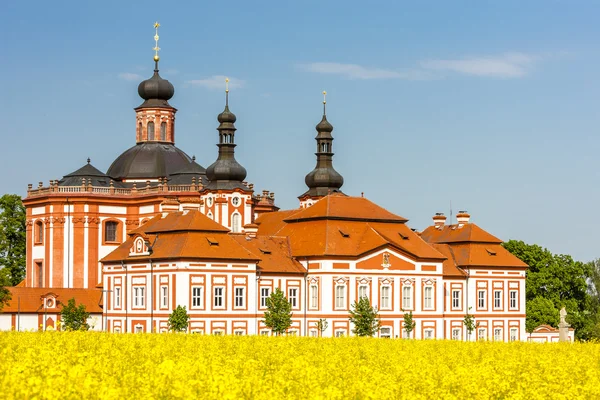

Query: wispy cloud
left=187, top=75, right=244, bottom=90
left=118, top=72, right=144, bottom=81
left=299, top=62, right=431, bottom=80
left=421, top=53, right=537, bottom=78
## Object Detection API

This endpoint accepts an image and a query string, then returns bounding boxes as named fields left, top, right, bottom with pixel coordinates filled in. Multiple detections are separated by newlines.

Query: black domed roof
left=217, top=105, right=236, bottom=124
left=205, top=159, right=247, bottom=187
left=107, top=142, right=193, bottom=180
left=137, top=68, right=175, bottom=108
left=304, top=166, right=344, bottom=194
left=59, top=159, right=120, bottom=187
left=316, top=115, right=333, bottom=133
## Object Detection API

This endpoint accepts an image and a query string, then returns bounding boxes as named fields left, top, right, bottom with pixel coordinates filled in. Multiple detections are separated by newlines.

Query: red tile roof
left=136, top=210, right=229, bottom=234
left=420, top=223, right=502, bottom=244
left=3, top=288, right=103, bottom=313
left=232, top=236, right=306, bottom=274
left=283, top=195, right=408, bottom=223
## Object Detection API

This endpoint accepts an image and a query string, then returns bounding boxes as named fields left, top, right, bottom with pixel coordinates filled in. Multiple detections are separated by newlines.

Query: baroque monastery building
left=0, top=26, right=528, bottom=340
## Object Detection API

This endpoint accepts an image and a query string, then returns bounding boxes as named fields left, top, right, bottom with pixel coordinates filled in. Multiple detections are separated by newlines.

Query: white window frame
left=509, top=290, right=518, bottom=310
left=114, top=287, right=121, bottom=309
left=133, top=286, right=145, bottom=308
left=213, top=286, right=225, bottom=309
left=335, top=285, right=346, bottom=309
left=380, top=286, right=390, bottom=309
left=494, top=290, right=502, bottom=309
left=424, top=329, right=434, bottom=339
left=451, top=289, right=461, bottom=310
left=478, top=290, right=486, bottom=309
left=380, top=327, right=392, bottom=338
left=309, top=330, right=318, bottom=337
left=160, top=285, right=168, bottom=308
left=452, top=328, right=461, bottom=340
left=358, top=284, right=368, bottom=300
left=260, top=287, right=271, bottom=308
left=231, top=212, right=241, bottom=233
left=288, top=287, right=298, bottom=308
left=192, top=286, right=204, bottom=308
left=424, top=286, right=433, bottom=309
left=260, top=330, right=270, bottom=336
left=234, top=329, right=245, bottom=336
left=510, top=327, right=518, bottom=342
left=310, top=284, right=318, bottom=309
left=402, top=285, right=412, bottom=310
left=478, top=328, right=486, bottom=341
left=234, top=286, right=245, bottom=309
left=494, top=328, right=502, bottom=341
left=134, top=324, right=143, bottom=333
left=334, top=330, right=345, bottom=337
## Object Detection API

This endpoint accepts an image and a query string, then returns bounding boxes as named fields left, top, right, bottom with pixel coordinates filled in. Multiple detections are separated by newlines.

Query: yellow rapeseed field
left=0, top=332, right=599, bottom=399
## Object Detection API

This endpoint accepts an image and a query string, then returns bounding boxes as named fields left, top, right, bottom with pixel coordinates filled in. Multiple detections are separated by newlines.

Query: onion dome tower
left=204, top=79, right=248, bottom=191
left=298, top=91, right=344, bottom=207
left=107, top=23, right=203, bottom=183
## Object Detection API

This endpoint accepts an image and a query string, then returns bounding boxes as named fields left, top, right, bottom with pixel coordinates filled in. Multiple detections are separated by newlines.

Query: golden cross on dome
left=153, top=22, right=161, bottom=62
left=322, top=90, right=327, bottom=114
left=225, top=77, right=230, bottom=93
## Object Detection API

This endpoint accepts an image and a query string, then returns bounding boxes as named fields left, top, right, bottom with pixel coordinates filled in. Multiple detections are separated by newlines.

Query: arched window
left=35, top=221, right=43, bottom=244
left=138, top=122, right=142, bottom=139
left=104, top=221, right=118, bottom=242
left=231, top=213, right=241, bottom=233
left=160, top=122, right=166, bottom=141
left=147, top=121, right=155, bottom=141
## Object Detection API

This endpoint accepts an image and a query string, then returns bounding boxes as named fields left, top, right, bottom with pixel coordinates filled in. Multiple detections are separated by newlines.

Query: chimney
left=433, top=212, right=447, bottom=228
left=244, top=223, right=259, bottom=239
left=456, top=210, right=470, bottom=225
left=160, top=197, right=181, bottom=217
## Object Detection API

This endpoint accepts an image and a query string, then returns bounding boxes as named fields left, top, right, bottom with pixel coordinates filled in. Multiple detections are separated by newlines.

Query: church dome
left=304, top=166, right=344, bottom=193
left=137, top=70, right=175, bottom=108
left=316, top=115, right=333, bottom=133
left=205, top=158, right=247, bottom=183
left=107, top=142, right=193, bottom=180
left=217, top=105, right=236, bottom=124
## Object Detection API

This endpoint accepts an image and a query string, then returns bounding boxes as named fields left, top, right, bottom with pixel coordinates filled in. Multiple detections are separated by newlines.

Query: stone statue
left=558, top=307, right=570, bottom=342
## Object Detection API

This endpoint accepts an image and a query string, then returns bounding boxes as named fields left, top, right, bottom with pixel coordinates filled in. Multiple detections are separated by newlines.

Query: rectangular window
left=494, top=328, right=502, bottom=341
left=510, top=328, right=518, bottom=342
left=494, top=290, right=502, bottom=309
left=478, top=328, right=486, bottom=341
left=260, top=330, right=270, bottom=336
left=288, top=287, right=298, bottom=308
left=192, top=286, right=204, bottom=308
left=452, top=290, right=461, bottom=309
left=161, top=286, right=168, bottom=308
left=335, top=285, right=346, bottom=309
left=260, top=287, right=271, bottom=308
left=509, top=290, right=518, bottom=310
left=424, top=286, right=433, bottom=309
left=235, top=287, right=245, bottom=308
left=114, top=287, right=121, bottom=308
left=310, top=330, right=318, bottom=337
left=424, top=329, right=434, bottom=339
left=452, top=328, right=461, bottom=340
left=335, top=330, right=345, bottom=337
left=380, top=286, right=390, bottom=309
left=133, top=286, right=145, bottom=307
left=478, top=290, right=486, bottom=309
left=134, top=325, right=143, bottom=333
left=234, top=330, right=244, bottom=336
left=105, top=221, right=118, bottom=242
left=310, top=285, right=318, bottom=308
left=358, top=285, right=368, bottom=300
left=380, top=327, right=392, bottom=338
left=214, top=287, right=224, bottom=308
left=402, top=286, right=412, bottom=309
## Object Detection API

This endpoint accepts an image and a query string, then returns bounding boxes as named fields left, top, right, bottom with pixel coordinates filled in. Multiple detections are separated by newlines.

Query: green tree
left=402, top=310, right=416, bottom=338
left=0, top=194, right=26, bottom=286
left=503, top=240, right=592, bottom=340
left=463, top=307, right=479, bottom=341
left=0, top=272, right=11, bottom=311
left=60, top=298, right=90, bottom=331
left=263, top=288, right=292, bottom=335
left=349, top=296, right=381, bottom=337
left=316, top=318, right=328, bottom=337
left=168, top=305, right=190, bottom=332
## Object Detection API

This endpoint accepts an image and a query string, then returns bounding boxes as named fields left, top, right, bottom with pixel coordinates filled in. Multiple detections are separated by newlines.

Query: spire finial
left=87, top=157, right=91, bottom=164
left=322, top=90, right=327, bottom=115
left=153, top=22, right=161, bottom=66
left=225, top=77, right=230, bottom=106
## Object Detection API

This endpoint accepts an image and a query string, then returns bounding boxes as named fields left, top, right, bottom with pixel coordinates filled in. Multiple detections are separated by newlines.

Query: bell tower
left=299, top=91, right=344, bottom=208
left=134, top=22, right=177, bottom=144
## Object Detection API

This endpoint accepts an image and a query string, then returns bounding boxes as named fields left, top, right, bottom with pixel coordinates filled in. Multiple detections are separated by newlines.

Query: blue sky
left=2, top=1, right=599, bottom=261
